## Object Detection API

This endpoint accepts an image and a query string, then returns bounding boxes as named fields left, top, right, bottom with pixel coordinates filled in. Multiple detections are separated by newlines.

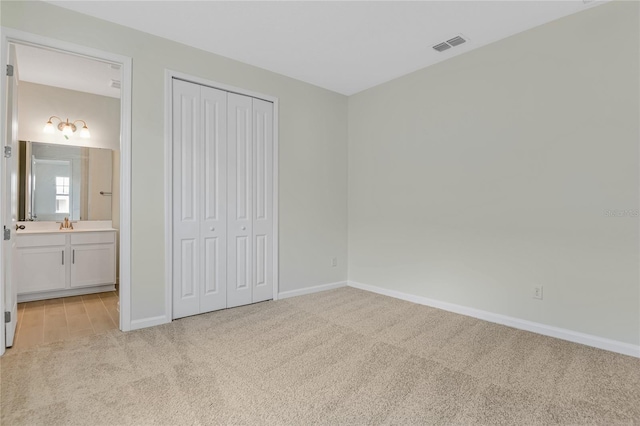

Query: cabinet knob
left=209, top=227, right=215, bottom=231
left=241, top=226, right=246, bottom=231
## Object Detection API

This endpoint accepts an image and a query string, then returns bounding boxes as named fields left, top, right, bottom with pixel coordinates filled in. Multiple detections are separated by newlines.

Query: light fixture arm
left=72, top=119, right=88, bottom=128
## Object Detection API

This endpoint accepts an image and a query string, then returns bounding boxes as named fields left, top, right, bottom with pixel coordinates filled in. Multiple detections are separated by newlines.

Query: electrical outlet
left=533, top=286, right=543, bottom=300
left=331, top=257, right=338, bottom=267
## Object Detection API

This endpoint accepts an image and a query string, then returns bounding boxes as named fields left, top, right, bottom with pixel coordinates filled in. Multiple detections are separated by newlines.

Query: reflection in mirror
left=18, top=141, right=114, bottom=221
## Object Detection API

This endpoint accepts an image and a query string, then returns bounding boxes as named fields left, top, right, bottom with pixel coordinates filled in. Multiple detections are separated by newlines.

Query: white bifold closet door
left=172, top=80, right=228, bottom=319
left=172, top=79, right=273, bottom=319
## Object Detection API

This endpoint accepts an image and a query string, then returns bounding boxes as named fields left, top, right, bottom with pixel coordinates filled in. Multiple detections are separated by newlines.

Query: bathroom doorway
left=1, top=31, right=132, bottom=354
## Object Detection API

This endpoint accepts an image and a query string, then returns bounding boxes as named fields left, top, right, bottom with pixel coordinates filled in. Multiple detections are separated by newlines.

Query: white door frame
left=164, top=70, right=279, bottom=319
left=0, top=29, right=133, bottom=347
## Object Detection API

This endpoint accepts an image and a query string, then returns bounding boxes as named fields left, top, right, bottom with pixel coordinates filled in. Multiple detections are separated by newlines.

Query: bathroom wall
left=17, top=81, right=120, bottom=151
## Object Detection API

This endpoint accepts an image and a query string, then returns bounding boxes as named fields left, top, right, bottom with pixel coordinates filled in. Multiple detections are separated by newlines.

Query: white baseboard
left=129, top=282, right=348, bottom=331
left=348, top=281, right=640, bottom=359
left=278, top=281, right=347, bottom=300
left=129, top=315, right=170, bottom=331
left=18, top=285, right=116, bottom=303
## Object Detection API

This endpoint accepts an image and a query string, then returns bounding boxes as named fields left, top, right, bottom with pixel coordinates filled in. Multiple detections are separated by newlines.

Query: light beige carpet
left=1, top=287, right=639, bottom=425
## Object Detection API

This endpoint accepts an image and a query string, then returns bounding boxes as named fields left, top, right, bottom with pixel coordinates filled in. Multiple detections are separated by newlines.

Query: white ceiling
left=45, top=0, right=606, bottom=96
left=14, top=43, right=121, bottom=98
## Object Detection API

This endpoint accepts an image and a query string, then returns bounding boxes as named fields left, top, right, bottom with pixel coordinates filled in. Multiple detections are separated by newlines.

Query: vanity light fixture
left=43, top=116, right=91, bottom=139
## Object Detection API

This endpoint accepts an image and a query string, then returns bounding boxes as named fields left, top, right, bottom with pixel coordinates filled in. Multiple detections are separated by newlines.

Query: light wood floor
left=10, top=291, right=119, bottom=351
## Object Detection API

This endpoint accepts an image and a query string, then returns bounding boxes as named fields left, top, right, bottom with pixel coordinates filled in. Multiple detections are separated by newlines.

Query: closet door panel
left=252, top=99, right=274, bottom=303
left=203, top=237, right=220, bottom=297
left=227, top=93, right=253, bottom=308
left=200, top=86, right=228, bottom=313
left=172, top=79, right=201, bottom=319
left=178, top=238, right=197, bottom=296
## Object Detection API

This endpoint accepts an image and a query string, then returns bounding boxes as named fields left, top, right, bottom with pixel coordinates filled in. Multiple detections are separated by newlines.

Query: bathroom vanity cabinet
left=15, top=228, right=116, bottom=302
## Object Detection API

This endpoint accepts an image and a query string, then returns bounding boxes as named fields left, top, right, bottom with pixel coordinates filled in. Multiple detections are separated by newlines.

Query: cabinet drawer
left=17, top=234, right=66, bottom=248
left=70, top=232, right=115, bottom=245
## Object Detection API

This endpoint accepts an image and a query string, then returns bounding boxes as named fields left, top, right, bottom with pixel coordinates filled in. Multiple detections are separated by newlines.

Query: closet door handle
left=72, top=249, right=75, bottom=264
left=62, top=250, right=64, bottom=265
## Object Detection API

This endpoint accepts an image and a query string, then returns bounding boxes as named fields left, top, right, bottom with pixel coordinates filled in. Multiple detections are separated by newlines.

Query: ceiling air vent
left=109, top=79, right=121, bottom=89
left=432, top=34, right=468, bottom=52
left=433, top=42, right=451, bottom=52
left=446, top=36, right=466, bottom=47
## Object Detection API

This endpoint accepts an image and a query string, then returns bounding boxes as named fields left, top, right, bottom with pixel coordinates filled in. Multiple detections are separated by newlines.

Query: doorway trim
left=164, top=69, right=280, bottom=320
left=0, top=28, right=133, bottom=344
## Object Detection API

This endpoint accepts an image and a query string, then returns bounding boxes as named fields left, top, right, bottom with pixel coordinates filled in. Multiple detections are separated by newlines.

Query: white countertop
left=15, top=220, right=117, bottom=235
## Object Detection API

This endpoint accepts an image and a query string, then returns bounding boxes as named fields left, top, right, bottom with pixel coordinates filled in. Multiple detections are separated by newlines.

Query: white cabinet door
left=16, top=246, right=67, bottom=293
left=70, top=244, right=115, bottom=288
left=226, top=93, right=253, bottom=309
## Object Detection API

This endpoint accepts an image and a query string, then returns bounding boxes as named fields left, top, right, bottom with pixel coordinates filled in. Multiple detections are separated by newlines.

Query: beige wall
left=348, top=1, right=639, bottom=345
left=18, top=81, right=120, bottom=150
left=87, top=147, right=112, bottom=220
left=2, top=1, right=349, bottom=321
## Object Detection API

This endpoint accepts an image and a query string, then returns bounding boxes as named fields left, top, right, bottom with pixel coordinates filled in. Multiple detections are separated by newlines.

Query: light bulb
left=80, top=125, right=91, bottom=139
left=43, top=120, right=55, bottom=134
left=62, top=123, right=73, bottom=137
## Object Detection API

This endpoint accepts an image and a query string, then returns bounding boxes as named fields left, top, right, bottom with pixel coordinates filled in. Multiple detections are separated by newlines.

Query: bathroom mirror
left=18, top=141, right=115, bottom=221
